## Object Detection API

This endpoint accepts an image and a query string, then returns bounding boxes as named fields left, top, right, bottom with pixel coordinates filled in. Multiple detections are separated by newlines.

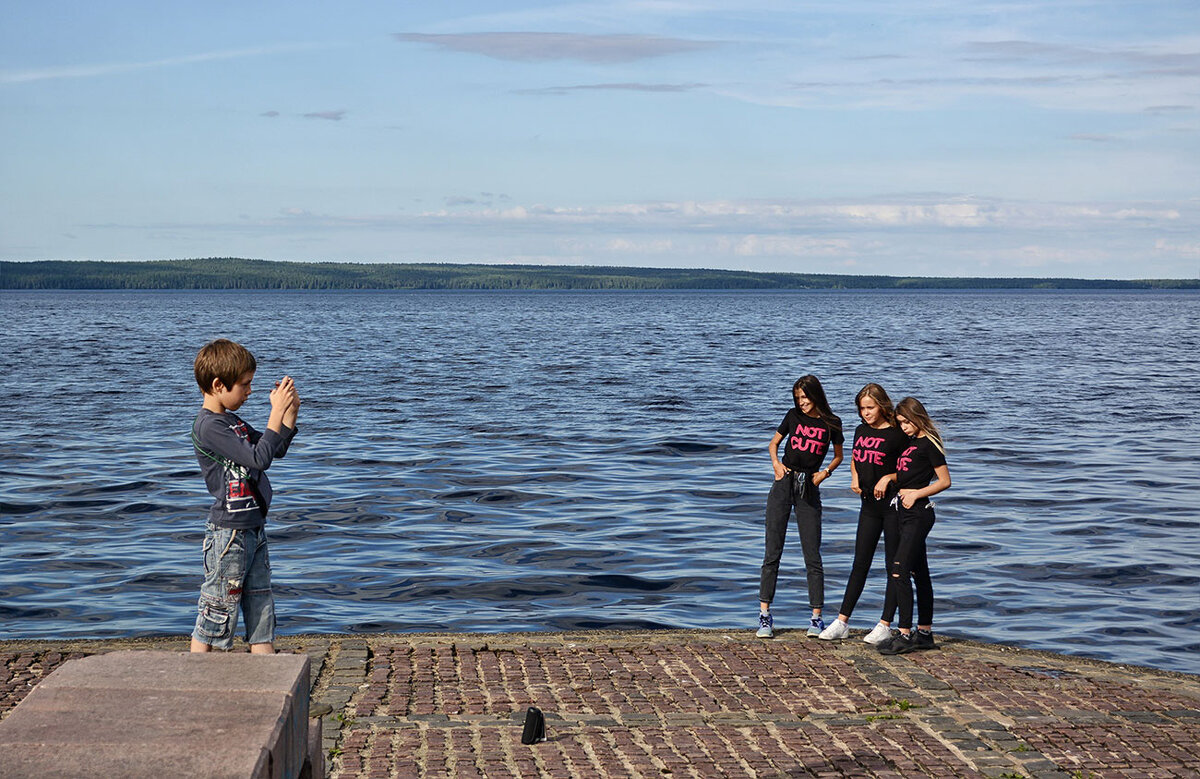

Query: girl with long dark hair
left=877, top=396, right=951, bottom=655
left=757, top=375, right=844, bottom=638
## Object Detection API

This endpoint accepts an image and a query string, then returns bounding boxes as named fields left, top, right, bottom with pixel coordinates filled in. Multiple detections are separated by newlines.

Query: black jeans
left=836, top=496, right=898, bottom=620
left=889, top=501, right=935, bottom=629
left=759, top=471, right=823, bottom=610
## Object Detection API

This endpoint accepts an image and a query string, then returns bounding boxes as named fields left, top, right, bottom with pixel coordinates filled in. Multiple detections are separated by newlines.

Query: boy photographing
left=190, top=339, right=299, bottom=654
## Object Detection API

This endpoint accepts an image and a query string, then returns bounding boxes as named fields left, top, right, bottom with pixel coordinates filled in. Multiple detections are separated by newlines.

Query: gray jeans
left=758, top=471, right=823, bottom=609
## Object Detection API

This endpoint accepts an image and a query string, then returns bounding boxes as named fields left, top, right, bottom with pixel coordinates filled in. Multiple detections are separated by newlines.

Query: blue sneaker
left=807, top=616, right=825, bottom=637
left=756, top=612, right=774, bottom=638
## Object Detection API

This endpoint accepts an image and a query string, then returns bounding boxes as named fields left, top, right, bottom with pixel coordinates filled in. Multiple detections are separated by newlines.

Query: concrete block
left=0, top=651, right=310, bottom=779
left=38, top=650, right=309, bottom=696
left=0, top=742, right=270, bottom=779
left=0, top=685, right=287, bottom=743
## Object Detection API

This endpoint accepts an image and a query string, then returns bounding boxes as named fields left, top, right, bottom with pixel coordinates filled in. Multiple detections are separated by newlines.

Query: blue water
left=1, top=289, right=1198, bottom=674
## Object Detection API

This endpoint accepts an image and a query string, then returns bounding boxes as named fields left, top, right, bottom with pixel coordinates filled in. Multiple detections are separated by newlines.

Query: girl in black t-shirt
left=757, top=374, right=844, bottom=639
left=877, top=396, right=951, bottom=656
left=819, top=383, right=909, bottom=644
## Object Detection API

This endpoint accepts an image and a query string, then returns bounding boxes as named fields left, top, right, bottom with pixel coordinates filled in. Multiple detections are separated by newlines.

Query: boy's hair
left=195, top=339, right=256, bottom=394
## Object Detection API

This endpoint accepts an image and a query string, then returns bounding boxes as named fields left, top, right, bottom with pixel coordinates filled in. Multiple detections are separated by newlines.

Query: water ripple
left=1, top=289, right=1198, bottom=675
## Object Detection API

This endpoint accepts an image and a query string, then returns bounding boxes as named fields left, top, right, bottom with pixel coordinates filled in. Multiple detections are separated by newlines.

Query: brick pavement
left=3, top=630, right=1197, bottom=778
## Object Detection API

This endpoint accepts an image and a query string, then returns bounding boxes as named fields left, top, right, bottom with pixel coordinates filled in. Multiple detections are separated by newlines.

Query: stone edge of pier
left=4, top=630, right=1199, bottom=778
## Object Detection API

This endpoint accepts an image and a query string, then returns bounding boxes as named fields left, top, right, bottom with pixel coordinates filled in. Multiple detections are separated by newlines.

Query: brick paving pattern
left=3, top=630, right=1197, bottom=777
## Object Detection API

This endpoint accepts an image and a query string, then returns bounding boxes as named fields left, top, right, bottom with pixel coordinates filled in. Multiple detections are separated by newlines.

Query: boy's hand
left=282, top=381, right=301, bottom=427
left=270, top=376, right=295, bottom=412
left=275, top=380, right=301, bottom=407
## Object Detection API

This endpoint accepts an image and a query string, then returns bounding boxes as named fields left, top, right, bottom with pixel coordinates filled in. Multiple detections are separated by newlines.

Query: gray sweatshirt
left=192, top=409, right=297, bottom=529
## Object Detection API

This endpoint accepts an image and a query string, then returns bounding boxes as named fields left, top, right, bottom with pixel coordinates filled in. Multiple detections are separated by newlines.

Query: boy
left=190, top=338, right=299, bottom=654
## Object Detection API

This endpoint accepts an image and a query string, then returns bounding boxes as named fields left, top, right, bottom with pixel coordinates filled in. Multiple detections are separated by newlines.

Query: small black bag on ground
left=521, top=706, right=546, bottom=744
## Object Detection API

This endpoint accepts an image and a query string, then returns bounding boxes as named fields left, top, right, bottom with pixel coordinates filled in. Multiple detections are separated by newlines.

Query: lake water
left=1, top=289, right=1197, bottom=674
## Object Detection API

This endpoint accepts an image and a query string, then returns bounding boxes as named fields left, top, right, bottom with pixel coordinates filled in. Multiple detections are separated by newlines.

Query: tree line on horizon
left=2, top=258, right=1197, bottom=290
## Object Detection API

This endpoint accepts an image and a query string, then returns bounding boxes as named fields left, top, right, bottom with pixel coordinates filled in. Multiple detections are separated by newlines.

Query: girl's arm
left=850, top=459, right=861, bottom=494
left=768, top=431, right=787, bottom=480
left=873, top=473, right=897, bottom=499
left=813, top=443, right=843, bottom=486
left=899, top=464, right=951, bottom=508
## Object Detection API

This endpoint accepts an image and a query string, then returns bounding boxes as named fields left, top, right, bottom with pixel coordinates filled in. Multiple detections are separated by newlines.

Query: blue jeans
left=193, top=524, right=275, bottom=649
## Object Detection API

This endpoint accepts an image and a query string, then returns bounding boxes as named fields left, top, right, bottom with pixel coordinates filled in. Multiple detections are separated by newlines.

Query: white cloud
left=393, top=32, right=717, bottom=63
left=1155, top=238, right=1200, bottom=258
left=0, top=44, right=324, bottom=84
left=606, top=238, right=674, bottom=252
left=302, top=110, right=347, bottom=121
left=514, top=82, right=708, bottom=95
left=87, top=196, right=1182, bottom=241
left=1009, top=245, right=1097, bottom=268
left=717, top=234, right=852, bottom=256
left=404, top=198, right=1185, bottom=232
left=55, top=192, right=1198, bottom=276
left=712, top=31, right=1200, bottom=113
left=85, top=197, right=1191, bottom=272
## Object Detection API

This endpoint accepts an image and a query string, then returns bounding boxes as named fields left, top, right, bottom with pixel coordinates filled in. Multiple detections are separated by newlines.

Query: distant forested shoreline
left=2, top=258, right=1197, bottom=290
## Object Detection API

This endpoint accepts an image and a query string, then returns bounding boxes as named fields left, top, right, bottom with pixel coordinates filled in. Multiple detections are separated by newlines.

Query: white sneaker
left=818, top=619, right=850, bottom=641
left=863, top=622, right=893, bottom=645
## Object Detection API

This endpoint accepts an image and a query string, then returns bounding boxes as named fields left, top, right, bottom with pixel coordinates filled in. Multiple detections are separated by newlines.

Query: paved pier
left=3, top=630, right=1197, bottom=778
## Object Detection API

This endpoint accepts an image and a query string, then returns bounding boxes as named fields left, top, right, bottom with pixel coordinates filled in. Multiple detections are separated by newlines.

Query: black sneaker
left=913, top=630, right=937, bottom=651
left=878, top=632, right=916, bottom=655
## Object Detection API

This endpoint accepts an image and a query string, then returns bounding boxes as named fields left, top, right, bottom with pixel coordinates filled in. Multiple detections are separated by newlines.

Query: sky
left=2, top=1, right=1198, bottom=278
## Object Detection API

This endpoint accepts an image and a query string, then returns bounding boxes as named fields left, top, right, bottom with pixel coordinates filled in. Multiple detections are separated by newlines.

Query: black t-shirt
left=851, top=423, right=909, bottom=497
left=895, top=436, right=947, bottom=491
left=776, top=408, right=843, bottom=472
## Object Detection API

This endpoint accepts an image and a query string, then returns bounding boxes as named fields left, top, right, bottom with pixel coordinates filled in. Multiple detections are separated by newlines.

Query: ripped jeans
left=889, top=502, right=935, bottom=630
left=193, top=523, right=275, bottom=650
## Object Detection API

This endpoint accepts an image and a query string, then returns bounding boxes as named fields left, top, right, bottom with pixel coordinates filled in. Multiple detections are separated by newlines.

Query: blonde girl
left=819, top=383, right=909, bottom=643
left=877, top=396, right=951, bottom=655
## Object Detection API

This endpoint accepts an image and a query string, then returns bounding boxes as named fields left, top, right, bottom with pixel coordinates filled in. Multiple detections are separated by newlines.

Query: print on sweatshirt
left=220, top=418, right=260, bottom=516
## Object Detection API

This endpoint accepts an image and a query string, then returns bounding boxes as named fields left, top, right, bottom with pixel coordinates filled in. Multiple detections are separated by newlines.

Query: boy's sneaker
left=807, top=616, right=826, bottom=637
left=863, top=622, right=893, bottom=645
left=818, top=619, right=850, bottom=641
left=878, top=632, right=917, bottom=655
left=756, top=612, right=774, bottom=639
left=913, top=630, right=937, bottom=651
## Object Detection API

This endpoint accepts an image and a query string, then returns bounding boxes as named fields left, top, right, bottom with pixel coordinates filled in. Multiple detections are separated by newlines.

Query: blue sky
left=2, top=1, right=1198, bottom=278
